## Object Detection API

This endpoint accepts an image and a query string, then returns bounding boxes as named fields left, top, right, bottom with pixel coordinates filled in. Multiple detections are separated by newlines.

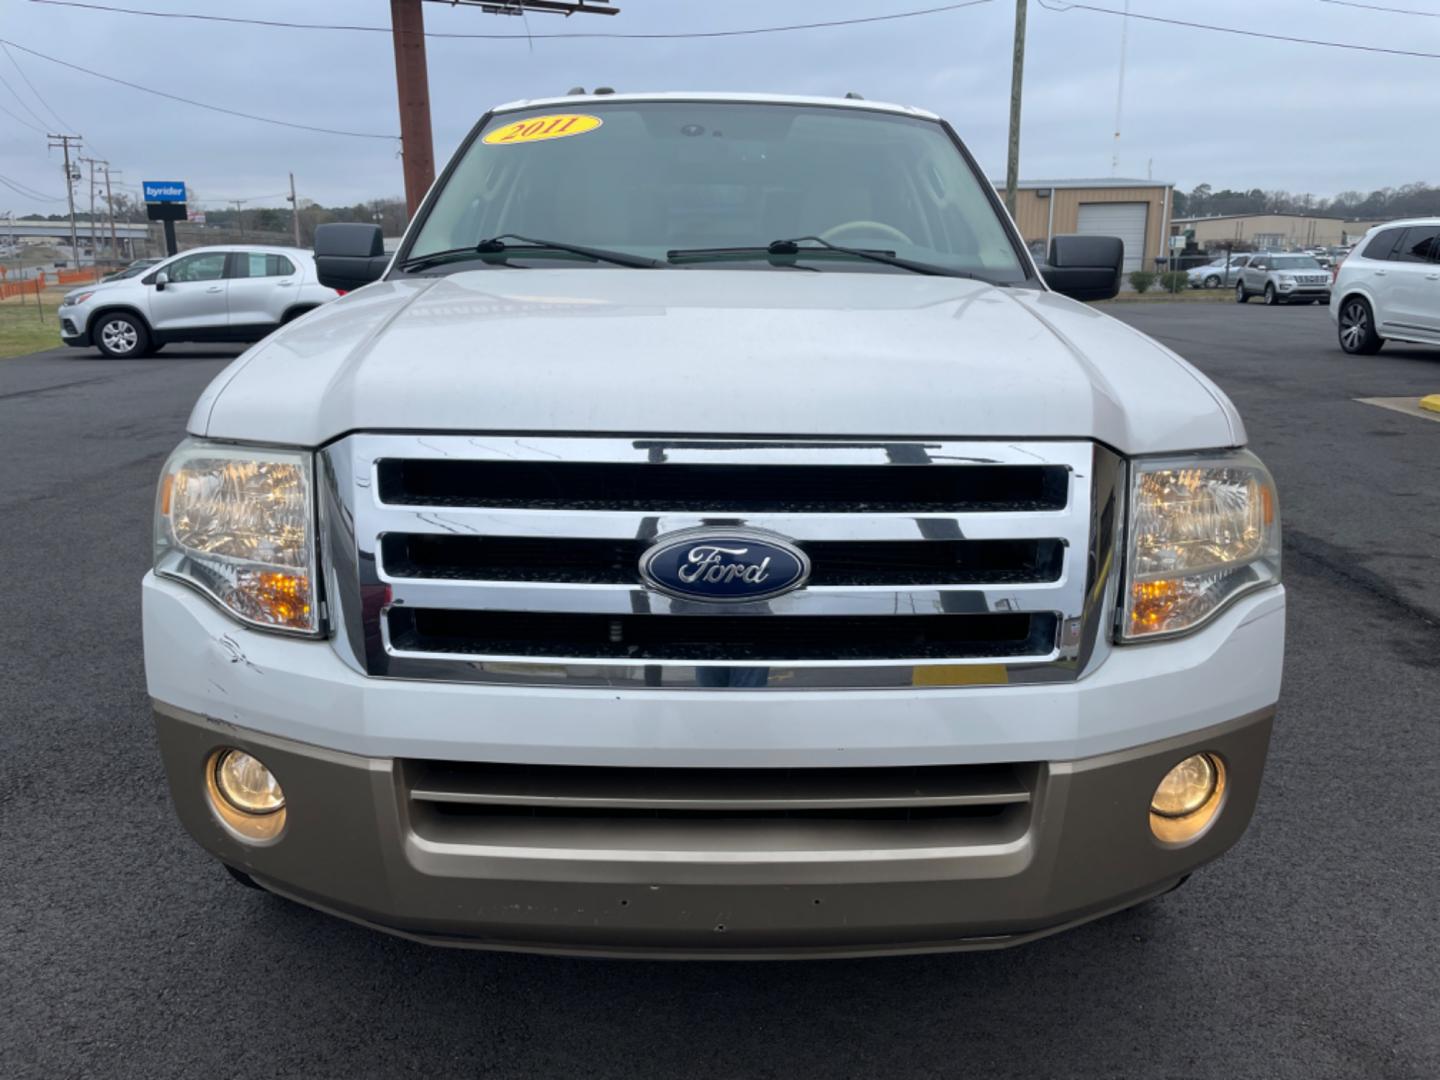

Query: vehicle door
left=1225, top=254, right=1250, bottom=283
left=145, top=251, right=230, bottom=332
left=225, top=251, right=302, bottom=334
left=1244, top=256, right=1267, bottom=291
left=1352, top=226, right=1404, bottom=321
left=1385, top=225, right=1440, bottom=336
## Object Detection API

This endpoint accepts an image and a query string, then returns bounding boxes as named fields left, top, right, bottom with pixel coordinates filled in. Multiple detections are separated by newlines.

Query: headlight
left=64, top=291, right=94, bottom=306
left=1120, top=450, right=1279, bottom=640
left=154, top=439, right=319, bottom=634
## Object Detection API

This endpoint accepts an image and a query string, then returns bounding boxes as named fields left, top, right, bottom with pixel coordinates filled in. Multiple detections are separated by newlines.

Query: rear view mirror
left=314, top=223, right=388, bottom=292
left=1041, top=235, right=1124, bottom=302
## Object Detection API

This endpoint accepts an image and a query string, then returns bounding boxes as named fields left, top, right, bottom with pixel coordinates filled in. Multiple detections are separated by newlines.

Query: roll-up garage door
left=1076, top=202, right=1149, bottom=273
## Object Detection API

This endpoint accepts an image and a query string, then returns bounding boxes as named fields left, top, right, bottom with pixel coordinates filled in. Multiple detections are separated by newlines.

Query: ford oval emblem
left=639, top=528, right=811, bottom=603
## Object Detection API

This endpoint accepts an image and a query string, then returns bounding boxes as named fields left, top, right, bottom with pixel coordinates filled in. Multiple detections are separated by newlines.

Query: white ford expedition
left=145, top=93, right=1284, bottom=958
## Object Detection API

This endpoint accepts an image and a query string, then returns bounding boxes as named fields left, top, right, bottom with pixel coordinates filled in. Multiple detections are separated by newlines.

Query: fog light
left=215, top=749, right=285, bottom=813
left=206, top=748, right=286, bottom=841
left=1149, top=753, right=1226, bottom=844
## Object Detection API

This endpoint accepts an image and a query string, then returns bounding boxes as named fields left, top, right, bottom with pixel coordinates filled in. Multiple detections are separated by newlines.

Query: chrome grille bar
left=319, top=435, right=1120, bottom=689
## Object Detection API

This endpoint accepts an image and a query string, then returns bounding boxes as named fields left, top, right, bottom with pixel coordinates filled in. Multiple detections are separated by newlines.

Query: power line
left=26, top=0, right=996, bottom=40
left=0, top=171, right=65, bottom=201
left=1036, top=0, right=1440, bottom=59
left=0, top=62, right=49, bottom=130
left=1, top=41, right=75, bottom=131
left=0, top=37, right=399, bottom=139
left=1318, top=0, right=1440, bottom=15
left=0, top=96, right=46, bottom=134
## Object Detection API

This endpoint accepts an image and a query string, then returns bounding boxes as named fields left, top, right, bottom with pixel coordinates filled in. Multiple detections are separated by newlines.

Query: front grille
left=403, top=759, right=1037, bottom=853
left=380, top=534, right=1066, bottom=586
left=388, top=608, right=1058, bottom=662
left=322, top=436, right=1117, bottom=688
left=377, top=458, right=1069, bottom=513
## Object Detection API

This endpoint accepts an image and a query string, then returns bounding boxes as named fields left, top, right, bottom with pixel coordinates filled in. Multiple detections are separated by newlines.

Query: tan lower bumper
left=154, top=703, right=1274, bottom=959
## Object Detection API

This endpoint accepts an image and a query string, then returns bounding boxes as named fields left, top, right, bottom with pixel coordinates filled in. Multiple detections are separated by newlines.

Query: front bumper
left=155, top=701, right=1273, bottom=958
left=57, top=306, right=87, bottom=347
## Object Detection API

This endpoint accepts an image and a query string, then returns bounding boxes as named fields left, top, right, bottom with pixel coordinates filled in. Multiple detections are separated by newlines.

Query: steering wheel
left=818, top=220, right=915, bottom=247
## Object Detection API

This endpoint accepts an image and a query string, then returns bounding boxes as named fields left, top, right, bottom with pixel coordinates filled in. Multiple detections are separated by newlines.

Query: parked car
left=145, top=91, right=1283, bottom=957
left=101, top=257, right=161, bottom=282
left=1330, top=218, right=1440, bottom=354
left=58, top=245, right=337, bottom=358
left=1235, top=253, right=1332, bottom=305
left=1188, top=254, right=1252, bottom=288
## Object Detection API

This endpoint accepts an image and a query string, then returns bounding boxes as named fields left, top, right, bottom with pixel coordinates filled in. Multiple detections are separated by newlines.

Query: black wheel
left=1338, top=296, right=1383, bottom=354
left=1235, top=281, right=1248, bottom=303
left=223, top=864, right=262, bottom=890
left=1263, top=284, right=1280, bottom=305
left=1203, top=274, right=1221, bottom=289
left=93, top=312, right=151, bottom=358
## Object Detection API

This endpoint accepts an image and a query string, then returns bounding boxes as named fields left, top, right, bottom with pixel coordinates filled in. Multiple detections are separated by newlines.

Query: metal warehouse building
left=1171, top=212, right=1381, bottom=251
left=1001, top=178, right=1173, bottom=273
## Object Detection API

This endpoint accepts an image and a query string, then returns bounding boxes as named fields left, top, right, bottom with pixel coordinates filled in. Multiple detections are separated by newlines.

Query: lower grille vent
left=388, top=609, right=1059, bottom=662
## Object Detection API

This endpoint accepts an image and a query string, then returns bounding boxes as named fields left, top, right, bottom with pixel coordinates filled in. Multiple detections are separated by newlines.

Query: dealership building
left=1171, top=212, right=1381, bottom=251
left=1001, top=178, right=1174, bottom=273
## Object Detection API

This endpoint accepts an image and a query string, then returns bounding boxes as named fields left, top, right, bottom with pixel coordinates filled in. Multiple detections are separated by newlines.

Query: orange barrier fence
left=0, top=277, right=44, bottom=300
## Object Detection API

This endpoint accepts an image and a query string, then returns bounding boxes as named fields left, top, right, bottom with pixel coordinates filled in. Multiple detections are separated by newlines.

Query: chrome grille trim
left=319, top=435, right=1121, bottom=689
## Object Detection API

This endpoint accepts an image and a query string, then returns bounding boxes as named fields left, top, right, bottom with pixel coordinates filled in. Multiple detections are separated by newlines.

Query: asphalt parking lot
left=3, top=302, right=1437, bottom=1080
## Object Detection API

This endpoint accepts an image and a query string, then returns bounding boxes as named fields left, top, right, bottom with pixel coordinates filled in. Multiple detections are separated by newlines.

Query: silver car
left=1188, top=253, right=1253, bottom=289
left=1235, top=253, right=1332, bottom=306
left=58, top=245, right=338, bottom=358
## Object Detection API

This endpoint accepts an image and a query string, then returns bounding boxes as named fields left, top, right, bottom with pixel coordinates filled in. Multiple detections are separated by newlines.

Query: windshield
left=1272, top=256, right=1322, bottom=269
left=406, top=101, right=1028, bottom=282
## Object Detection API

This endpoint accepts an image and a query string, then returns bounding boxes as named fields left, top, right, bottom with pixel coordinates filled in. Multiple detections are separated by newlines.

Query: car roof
left=1365, top=217, right=1440, bottom=231
left=489, top=90, right=941, bottom=121
left=163, top=245, right=311, bottom=257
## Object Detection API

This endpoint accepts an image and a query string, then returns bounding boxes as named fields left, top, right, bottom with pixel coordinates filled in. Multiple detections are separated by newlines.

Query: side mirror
left=314, top=223, right=388, bottom=291
left=154, top=271, right=169, bottom=291
left=1041, top=235, right=1124, bottom=302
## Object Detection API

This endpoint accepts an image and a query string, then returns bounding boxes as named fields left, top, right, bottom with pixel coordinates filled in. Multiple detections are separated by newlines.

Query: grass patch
left=0, top=289, right=64, bottom=359
left=1100, top=288, right=1237, bottom=304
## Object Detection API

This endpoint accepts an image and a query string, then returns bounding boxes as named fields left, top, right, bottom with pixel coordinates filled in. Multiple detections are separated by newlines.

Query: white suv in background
left=58, top=245, right=338, bottom=358
left=1331, top=219, right=1440, bottom=354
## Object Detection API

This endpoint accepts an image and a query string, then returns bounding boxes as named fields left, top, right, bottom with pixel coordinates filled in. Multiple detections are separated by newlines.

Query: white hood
left=191, top=269, right=1242, bottom=453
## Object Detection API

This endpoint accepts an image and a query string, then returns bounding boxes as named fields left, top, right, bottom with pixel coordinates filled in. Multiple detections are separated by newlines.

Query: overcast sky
left=1, top=0, right=1436, bottom=216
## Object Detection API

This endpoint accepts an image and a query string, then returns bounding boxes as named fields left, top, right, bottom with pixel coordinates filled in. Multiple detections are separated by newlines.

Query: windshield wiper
left=400, top=234, right=662, bottom=273
left=398, top=246, right=517, bottom=272
left=667, top=237, right=1000, bottom=282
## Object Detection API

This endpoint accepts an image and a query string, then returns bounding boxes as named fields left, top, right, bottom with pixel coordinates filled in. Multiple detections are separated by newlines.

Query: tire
left=1235, top=282, right=1248, bottom=303
left=93, top=312, right=151, bottom=358
left=223, top=864, right=262, bottom=890
left=1263, top=284, right=1280, bottom=305
left=280, top=305, right=315, bottom=325
left=1203, top=274, right=1221, bottom=289
left=1338, top=296, right=1383, bottom=354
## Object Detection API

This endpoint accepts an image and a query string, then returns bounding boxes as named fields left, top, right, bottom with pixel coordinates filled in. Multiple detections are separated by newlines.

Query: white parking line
left=1355, top=397, right=1440, bottom=423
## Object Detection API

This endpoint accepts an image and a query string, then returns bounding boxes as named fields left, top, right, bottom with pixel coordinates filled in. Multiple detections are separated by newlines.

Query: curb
left=1421, top=395, right=1440, bottom=415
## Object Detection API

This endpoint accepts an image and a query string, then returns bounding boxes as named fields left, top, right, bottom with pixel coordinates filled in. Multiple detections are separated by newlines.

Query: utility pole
left=390, top=1, right=619, bottom=218
left=102, top=165, right=119, bottom=260
left=81, top=156, right=108, bottom=269
left=48, top=133, right=82, bottom=268
left=230, top=198, right=246, bottom=240
left=1110, top=0, right=1130, bottom=176
left=391, top=0, right=435, bottom=218
left=1004, top=0, right=1027, bottom=218
left=287, top=172, right=302, bottom=246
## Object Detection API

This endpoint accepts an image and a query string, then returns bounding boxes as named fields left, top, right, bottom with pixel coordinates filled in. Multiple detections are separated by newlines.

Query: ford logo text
left=638, top=528, right=810, bottom=603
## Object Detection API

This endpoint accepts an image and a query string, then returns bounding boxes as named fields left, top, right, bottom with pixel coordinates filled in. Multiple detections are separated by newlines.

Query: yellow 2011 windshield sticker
left=483, top=114, right=603, bottom=145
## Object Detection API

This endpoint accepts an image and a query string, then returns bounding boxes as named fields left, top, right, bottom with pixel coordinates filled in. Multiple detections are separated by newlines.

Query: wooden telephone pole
left=390, top=0, right=619, bottom=218
left=47, top=133, right=82, bottom=267
left=1004, top=0, right=1027, bottom=218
